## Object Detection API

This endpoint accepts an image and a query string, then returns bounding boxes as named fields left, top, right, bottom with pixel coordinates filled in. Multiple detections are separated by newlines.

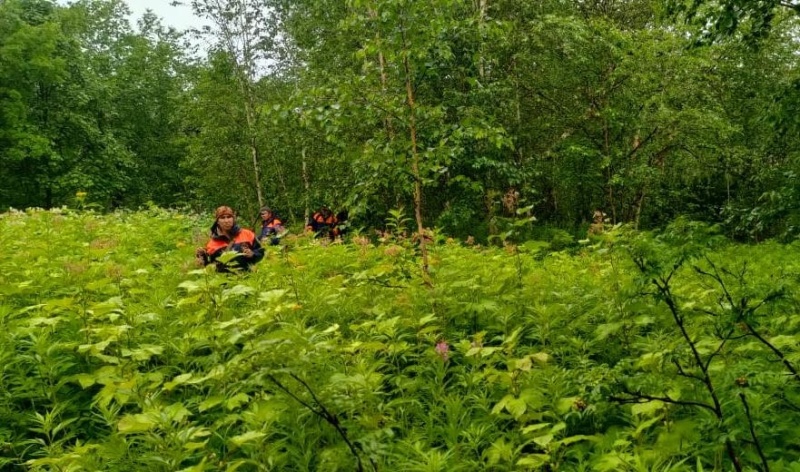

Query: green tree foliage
left=0, top=0, right=112, bottom=208
left=3, top=0, right=800, bottom=241
left=279, top=0, right=515, bottom=235
left=106, top=12, right=192, bottom=207
left=668, top=0, right=800, bottom=43
left=0, top=0, right=189, bottom=210
left=180, top=0, right=287, bottom=210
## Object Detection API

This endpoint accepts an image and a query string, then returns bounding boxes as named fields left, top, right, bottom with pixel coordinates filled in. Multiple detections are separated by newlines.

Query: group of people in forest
left=195, top=205, right=346, bottom=272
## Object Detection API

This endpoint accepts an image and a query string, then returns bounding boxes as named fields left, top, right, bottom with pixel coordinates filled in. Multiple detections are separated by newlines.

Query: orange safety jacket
left=259, top=216, right=284, bottom=238
left=259, top=216, right=285, bottom=246
left=203, top=224, right=263, bottom=271
left=306, top=212, right=340, bottom=238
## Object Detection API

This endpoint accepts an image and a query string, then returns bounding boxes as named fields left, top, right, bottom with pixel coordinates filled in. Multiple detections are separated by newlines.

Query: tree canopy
left=2, top=0, right=800, bottom=241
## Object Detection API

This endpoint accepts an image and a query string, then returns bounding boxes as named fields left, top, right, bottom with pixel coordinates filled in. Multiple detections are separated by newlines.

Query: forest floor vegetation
left=2, top=208, right=800, bottom=471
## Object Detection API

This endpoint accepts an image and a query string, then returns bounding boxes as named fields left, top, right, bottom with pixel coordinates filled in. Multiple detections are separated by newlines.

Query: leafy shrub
left=1, top=209, right=800, bottom=471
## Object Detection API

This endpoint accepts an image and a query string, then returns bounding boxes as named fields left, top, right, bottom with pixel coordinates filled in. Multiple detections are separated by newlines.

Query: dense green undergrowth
left=2, top=208, right=800, bottom=471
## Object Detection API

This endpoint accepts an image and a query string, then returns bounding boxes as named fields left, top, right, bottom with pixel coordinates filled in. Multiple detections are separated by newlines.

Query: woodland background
left=2, top=0, right=800, bottom=239
left=7, top=2, right=800, bottom=471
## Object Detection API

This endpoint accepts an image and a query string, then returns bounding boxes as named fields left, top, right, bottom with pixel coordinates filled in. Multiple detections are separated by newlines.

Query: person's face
left=217, top=214, right=235, bottom=231
left=260, top=210, right=272, bottom=220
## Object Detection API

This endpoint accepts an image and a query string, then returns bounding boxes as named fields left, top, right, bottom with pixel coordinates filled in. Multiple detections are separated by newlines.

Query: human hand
left=195, top=248, right=206, bottom=266
left=241, top=245, right=254, bottom=258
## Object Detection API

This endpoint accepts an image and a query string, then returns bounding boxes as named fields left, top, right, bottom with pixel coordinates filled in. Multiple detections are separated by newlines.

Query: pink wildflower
left=435, top=341, right=450, bottom=361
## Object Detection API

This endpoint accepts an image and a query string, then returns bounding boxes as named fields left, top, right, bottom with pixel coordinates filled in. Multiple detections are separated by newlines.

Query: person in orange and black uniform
left=195, top=206, right=264, bottom=272
left=305, top=206, right=346, bottom=240
left=258, top=206, right=285, bottom=246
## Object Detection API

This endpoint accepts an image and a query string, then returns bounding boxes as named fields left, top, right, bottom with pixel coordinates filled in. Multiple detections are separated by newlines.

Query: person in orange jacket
left=195, top=206, right=264, bottom=272
left=305, top=206, right=347, bottom=240
left=258, top=206, right=285, bottom=246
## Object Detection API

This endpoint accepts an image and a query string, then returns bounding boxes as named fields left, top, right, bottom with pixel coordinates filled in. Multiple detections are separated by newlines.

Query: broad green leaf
left=417, top=313, right=437, bottom=326
left=530, top=352, right=550, bottom=364
left=199, top=396, right=225, bottom=412
left=121, top=344, right=164, bottom=361
left=226, top=393, right=251, bottom=411
left=321, top=323, right=340, bottom=334
left=73, top=373, right=96, bottom=388
left=556, top=397, right=579, bottom=414
left=222, top=284, right=255, bottom=300
left=631, top=400, right=663, bottom=416
left=178, top=281, right=201, bottom=292
left=517, top=454, right=550, bottom=468
left=533, top=434, right=554, bottom=447
left=555, top=435, right=596, bottom=447
left=769, top=335, right=798, bottom=349
left=164, top=373, right=194, bottom=391
left=163, top=403, right=192, bottom=423
left=521, top=423, right=551, bottom=435
left=184, top=441, right=208, bottom=451
left=259, top=289, right=288, bottom=304
left=118, top=413, right=158, bottom=433
left=229, top=431, right=266, bottom=447
left=506, top=397, right=527, bottom=419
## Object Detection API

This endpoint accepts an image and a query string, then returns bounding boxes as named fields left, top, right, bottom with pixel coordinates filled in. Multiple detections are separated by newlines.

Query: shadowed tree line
left=2, top=0, right=800, bottom=241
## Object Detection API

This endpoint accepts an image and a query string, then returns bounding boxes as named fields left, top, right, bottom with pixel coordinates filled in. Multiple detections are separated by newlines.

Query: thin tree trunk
left=378, top=51, right=394, bottom=138
left=478, top=0, right=487, bottom=80
left=402, top=35, right=430, bottom=279
left=249, top=134, right=264, bottom=208
left=634, top=189, right=645, bottom=229
left=604, top=116, right=617, bottom=224
left=370, top=3, right=401, bottom=210
left=301, top=147, right=310, bottom=221
left=242, top=91, right=264, bottom=208
left=212, top=0, right=265, bottom=208
left=271, top=149, right=290, bottom=217
left=369, top=6, right=395, bottom=139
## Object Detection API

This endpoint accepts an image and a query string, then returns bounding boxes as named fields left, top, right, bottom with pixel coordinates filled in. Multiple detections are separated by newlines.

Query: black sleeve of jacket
left=249, top=236, right=265, bottom=264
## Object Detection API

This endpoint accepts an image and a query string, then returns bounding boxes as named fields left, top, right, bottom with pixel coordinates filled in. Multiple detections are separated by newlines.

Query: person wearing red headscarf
left=195, top=206, right=264, bottom=272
